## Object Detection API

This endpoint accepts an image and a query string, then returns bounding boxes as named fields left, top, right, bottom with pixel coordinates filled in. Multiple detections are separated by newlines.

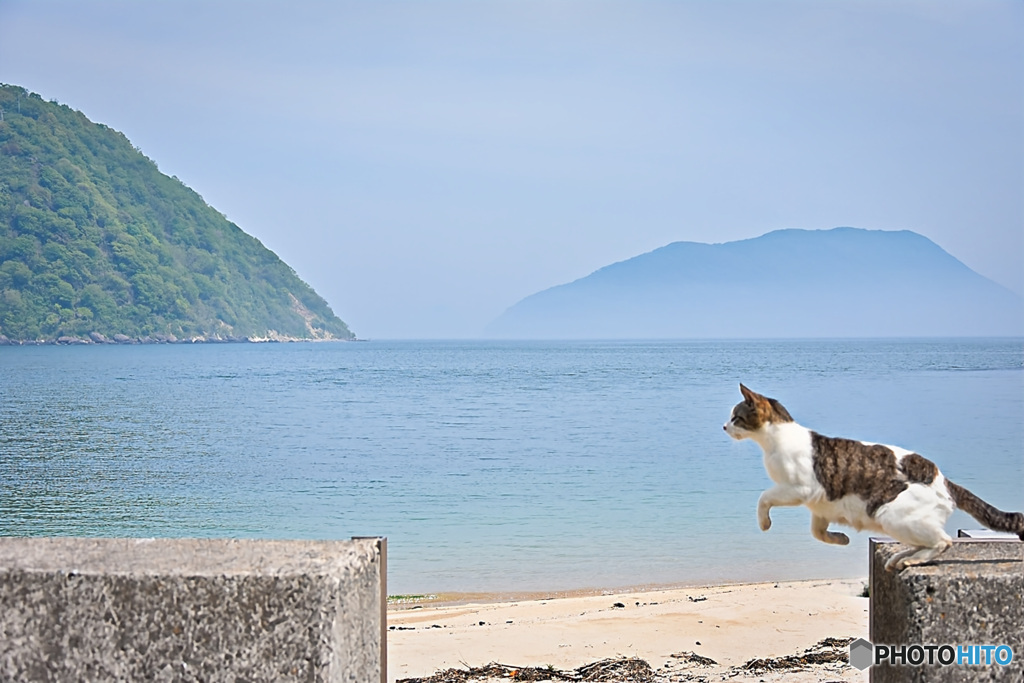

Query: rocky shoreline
left=0, top=332, right=356, bottom=345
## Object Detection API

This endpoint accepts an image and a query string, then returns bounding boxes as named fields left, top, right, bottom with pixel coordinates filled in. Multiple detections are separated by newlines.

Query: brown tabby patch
left=810, top=434, right=909, bottom=517
left=729, top=400, right=761, bottom=431
left=733, top=385, right=794, bottom=429
left=764, top=398, right=793, bottom=423
left=898, top=452, right=938, bottom=485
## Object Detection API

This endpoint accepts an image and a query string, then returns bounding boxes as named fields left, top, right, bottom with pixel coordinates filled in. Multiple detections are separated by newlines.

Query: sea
left=1, top=339, right=1021, bottom=595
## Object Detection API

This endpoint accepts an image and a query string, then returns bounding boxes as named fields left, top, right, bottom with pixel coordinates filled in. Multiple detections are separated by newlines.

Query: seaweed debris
left=399, top=638, right=859, bottom=682
left=739, top=637, right=853, bottom=673
left=668, top=652, right=717, bottom=667
left=396, top=657, right=656, bottom=682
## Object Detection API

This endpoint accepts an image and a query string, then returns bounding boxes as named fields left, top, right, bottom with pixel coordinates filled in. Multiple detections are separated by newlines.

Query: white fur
left=725, top=417, right=955, bottom=571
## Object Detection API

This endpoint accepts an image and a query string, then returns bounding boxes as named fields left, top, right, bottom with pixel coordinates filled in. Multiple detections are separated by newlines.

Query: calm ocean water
left=1, top=339, right=1022, bottom=593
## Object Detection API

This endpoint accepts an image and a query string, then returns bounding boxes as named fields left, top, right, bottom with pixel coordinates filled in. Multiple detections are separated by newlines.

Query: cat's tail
left=946, top=480, right=1024, bottom=541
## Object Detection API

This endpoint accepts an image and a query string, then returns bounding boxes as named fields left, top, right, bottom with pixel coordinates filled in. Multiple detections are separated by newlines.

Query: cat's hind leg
left=882, top=546, right=920, bottom=572
left=811, top=514, right=850, bottom=545
left=885, top=540, right=953, bottom=571
left=876, top=484, right=955, bottom=571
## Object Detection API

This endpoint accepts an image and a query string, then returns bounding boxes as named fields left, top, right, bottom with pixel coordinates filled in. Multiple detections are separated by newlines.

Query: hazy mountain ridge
left=486, top=228, right=1024, bottom=339
left=0, top=84, right=353, bottom=343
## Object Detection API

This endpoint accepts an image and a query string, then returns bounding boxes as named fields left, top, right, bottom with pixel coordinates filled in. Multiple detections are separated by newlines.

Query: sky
left=0, top=1, right=1021, bottom=338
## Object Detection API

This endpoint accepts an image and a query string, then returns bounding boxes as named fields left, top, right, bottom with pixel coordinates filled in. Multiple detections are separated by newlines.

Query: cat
left=724, top=384, right=1024, bottom=571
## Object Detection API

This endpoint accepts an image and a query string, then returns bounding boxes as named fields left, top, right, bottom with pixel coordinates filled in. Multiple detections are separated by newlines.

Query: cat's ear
left=740, top=383, right=759, bottom=403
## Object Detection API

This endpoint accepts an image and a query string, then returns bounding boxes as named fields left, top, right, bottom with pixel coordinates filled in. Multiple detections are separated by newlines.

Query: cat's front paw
left=758, top=512, right=772, bottom=531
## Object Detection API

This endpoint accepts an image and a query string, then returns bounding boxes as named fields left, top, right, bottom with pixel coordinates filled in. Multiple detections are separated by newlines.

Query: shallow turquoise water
left=2, top=339, right=1021, bottom=593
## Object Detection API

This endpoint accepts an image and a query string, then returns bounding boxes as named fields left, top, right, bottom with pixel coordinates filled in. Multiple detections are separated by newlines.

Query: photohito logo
left=849, top=638, right=1015, bottom=671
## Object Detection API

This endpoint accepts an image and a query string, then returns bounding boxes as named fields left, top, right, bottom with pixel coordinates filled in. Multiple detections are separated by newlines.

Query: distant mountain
left=485, top=228, right=1024, bottom=339
left=0, top=84, right=353, bottom=343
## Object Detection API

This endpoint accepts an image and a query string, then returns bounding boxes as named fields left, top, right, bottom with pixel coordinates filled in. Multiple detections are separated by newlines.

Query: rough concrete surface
left=0, top=538, right=385, bottom=682
left=870, top=538, right=1023, bottom=683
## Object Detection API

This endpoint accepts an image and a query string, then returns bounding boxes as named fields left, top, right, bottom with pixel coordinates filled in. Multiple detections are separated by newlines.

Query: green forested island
left=0, top=84, right=353, bottom=343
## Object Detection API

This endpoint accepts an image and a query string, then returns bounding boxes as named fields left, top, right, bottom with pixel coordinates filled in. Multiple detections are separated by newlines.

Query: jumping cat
left=724, top=384, right=1024, bottom=571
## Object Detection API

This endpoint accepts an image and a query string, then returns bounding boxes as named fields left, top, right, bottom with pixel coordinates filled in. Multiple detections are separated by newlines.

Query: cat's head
left=724, top=384, right=794, bottom=439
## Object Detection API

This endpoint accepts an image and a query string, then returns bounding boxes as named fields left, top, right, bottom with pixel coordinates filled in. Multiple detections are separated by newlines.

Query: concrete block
left=869, top=538, right=1023, bottom=683
left=0, top=537, right=386, bottom=682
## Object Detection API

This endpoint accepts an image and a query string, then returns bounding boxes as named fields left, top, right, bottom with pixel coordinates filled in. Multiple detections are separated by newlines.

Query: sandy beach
left=388, top=578, right=869, bottom=682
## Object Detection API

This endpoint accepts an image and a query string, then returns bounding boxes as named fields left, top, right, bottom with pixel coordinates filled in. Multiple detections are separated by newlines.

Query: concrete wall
left=870, top=538, right=1023, bottom=683
left=0, top=537, right=386, bottom=682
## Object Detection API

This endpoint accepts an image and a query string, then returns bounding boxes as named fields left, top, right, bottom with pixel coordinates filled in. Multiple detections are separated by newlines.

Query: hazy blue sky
left=1, top=1, right=1021, bottom=338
